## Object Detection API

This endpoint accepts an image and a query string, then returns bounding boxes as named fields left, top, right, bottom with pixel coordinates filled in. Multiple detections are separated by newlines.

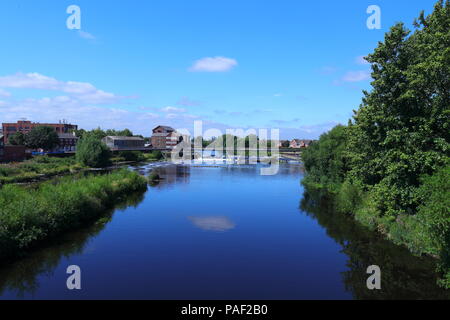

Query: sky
left=0, top=0, right=440, bottom=139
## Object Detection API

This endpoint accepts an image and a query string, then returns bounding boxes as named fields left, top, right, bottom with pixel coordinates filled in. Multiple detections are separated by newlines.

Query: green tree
left=25, top=126, right=60, bottom=151
left=76, top=135, right=112, bottom=168
left=348, top=0, right=450, bottom=218
left=302, top=125, right=350, bottom=189
left=302, top=0, right=450, bottom=288
left=8, top=132, right=25, bottom=146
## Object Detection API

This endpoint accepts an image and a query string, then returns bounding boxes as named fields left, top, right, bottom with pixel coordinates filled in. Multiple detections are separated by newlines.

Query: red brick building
left=290, top=139, right=313, bottom=149
left=151, top=126, right=182, bottom=150
left=2, top=120, right=78, bottom=145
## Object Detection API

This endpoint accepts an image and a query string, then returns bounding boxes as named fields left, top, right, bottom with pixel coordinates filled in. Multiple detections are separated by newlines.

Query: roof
left=153, top=125, right=175, bottom=132
left=104, top=136, right=144, bottom=141
left=292, top=139, right=313, bottom=143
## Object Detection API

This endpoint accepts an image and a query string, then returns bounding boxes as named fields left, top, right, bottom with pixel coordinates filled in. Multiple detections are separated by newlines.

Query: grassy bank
left=0, top=169, right=147, bottom=261
left=0, top=156, right=84, bottom=185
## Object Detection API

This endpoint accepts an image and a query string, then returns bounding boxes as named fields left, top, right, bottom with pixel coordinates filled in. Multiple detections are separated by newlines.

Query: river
left=0, top=163, right=448, bottom=299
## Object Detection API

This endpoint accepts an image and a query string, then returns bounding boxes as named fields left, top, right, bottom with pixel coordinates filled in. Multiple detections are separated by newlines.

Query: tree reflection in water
left=300, top=186, right=450, bottom=300
left=0, top=191, right=146, bottom=298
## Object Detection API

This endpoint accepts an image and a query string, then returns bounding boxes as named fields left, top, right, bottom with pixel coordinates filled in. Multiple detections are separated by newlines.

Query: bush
left=336, top=178, right=364, bottom=214
left=76, top=135, right=112, bottom=168
left=145, top=150, right=164, bottom=161
left=302, top=125, right=350, bottom=190
left=118, top=151, right=145, bottom=162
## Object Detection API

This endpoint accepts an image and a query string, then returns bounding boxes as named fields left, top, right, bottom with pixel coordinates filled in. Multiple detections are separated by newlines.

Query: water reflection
left=300, top=186, right=450, bottom=300
left=0, top=190, right=146, bottom=298
left=188, top=216, right=236, bottom=232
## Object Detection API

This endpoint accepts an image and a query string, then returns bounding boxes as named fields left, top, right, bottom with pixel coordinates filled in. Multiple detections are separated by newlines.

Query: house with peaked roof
left=290, top=139, right=313, bottom=149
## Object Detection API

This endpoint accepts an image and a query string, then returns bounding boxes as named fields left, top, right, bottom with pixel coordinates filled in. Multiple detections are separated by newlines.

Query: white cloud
left=189, top=56, right=238, bottom=72
left=78, top=30, right=96, bottom=40
left=0, top=88, right=11, bottom=97
left=341, top=70, right=371, bottom=82
left=160, top=106, right=187, bottom=113
left=0, top=72, right=122, bottom=104
left=166, top=113, right=198, bottom=120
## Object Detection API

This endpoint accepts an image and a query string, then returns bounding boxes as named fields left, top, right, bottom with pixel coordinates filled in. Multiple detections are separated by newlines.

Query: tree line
left=302, top=0, right=449, bottom=288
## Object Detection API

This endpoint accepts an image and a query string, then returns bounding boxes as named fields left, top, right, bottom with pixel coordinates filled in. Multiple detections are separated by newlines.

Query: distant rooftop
left=153, top=125, right=175, bottom=132
left=104, top=136, right=144, bottom=141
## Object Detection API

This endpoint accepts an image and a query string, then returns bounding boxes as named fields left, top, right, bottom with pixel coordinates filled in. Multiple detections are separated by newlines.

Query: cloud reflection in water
left=188, top=216, right=236, bottom=232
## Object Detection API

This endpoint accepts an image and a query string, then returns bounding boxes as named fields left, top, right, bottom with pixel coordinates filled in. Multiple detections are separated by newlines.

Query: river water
left=0, top=163, right=448, bottom=299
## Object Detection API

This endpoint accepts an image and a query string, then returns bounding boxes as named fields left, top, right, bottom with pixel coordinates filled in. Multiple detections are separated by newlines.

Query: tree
left=302, top=0, right=450, bottom=288
left=8, top=132, right=25, bottom=146
left=302, top=125, right=350, bottom=188
left=76, top=135, right=112, bottom=168
left=347, top=0, right=450, bottom=217
left=119, top=129, right=133, bottom=137
left=85, top=127, right=107, bottom=140
left=25, top=126, right=60, bottom=151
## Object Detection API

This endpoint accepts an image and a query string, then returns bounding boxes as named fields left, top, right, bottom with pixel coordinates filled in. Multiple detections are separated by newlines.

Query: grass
left=0, top=169, right=147, bottom=261
left=0, top=156, right=84, bottom=184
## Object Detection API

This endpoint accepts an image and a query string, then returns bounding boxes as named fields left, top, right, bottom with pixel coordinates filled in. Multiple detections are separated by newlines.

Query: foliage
left=145, top=150, right=164, bottom=161
left=0, top=156, right=83, bottom=185
left=75, top=127, right=135, bottom=141
left=8, top=132, right=25, bottom=146
left=302, top=125, right=350, bottom=190
left=118, top=151, right=145, bottom=162
left=24, top=126, right=60, bottom=150
left=302, top=1, right=450, bottom=288
left=0, top=169, right=147, bottom=261
left=76, top=135, right=112, bottom=168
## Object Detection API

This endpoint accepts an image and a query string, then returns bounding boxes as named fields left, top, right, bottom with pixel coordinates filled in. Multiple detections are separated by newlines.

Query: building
left=151, top=126, right=183, bottom=150
left=0, top=137, right=26, bottom=162
left=290, top=139, right=313, bottom=149
left=102, top=136, right=145, bottom=151
left=56, top=133, right=79, bottom=152
left=2, top=120, right=78, bottom=145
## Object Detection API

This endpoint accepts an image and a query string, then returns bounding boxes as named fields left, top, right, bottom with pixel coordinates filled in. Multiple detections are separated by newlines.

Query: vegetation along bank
left=302, top=1, right=450, bottom=288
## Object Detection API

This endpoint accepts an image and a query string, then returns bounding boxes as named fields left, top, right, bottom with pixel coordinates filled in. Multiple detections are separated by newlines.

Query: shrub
left=76, top=135, right=112, bottom=168
left=118, top=151, right=145, bottom=162
left=145, top=150, right=164, bottom=161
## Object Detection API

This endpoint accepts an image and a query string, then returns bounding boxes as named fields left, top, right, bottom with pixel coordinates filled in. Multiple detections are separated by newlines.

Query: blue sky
left=0, top=0, right=439, bottom=139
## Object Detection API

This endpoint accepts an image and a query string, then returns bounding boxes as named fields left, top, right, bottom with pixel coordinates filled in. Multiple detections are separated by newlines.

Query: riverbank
left=301, top=170, right=450, bottom=289
left=0, top=151, right=164, bottom=186
left=0, top=169, right=147, bottom=261
left=0, top=156, right=84, bottom=185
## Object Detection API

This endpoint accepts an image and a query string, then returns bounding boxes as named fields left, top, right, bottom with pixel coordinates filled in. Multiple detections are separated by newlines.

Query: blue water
left=0, top=163, right=447, bottom=299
